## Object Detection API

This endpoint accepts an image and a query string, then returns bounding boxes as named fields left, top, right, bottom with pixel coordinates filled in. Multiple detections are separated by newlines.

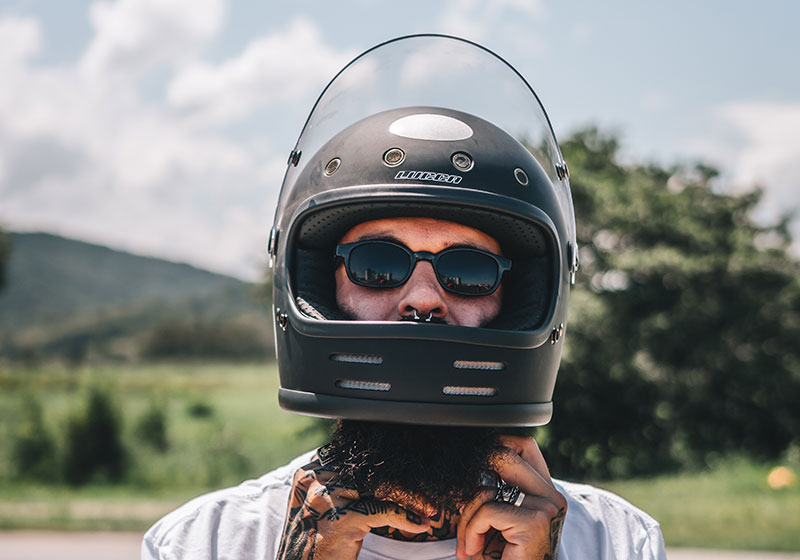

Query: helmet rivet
left=383, top=148, right=405, bottom=167
left=324, top=157, right=341, bottom=176
left=275, top=308, right=289, bottom=331
left=514, top=168, right=529, bottom=185
left=451, top=152, right=473, bottom=171
left=556, top=162, right=569, bottom=180
left=550, top=323, right=565, bottom=345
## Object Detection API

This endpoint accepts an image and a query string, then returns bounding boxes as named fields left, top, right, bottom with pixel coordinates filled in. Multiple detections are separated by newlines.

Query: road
left=1, top=531, right=799, bottom=559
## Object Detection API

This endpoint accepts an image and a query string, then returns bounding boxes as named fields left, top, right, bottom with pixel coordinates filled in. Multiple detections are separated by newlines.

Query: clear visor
left=287, top=34, right=575, bottom=243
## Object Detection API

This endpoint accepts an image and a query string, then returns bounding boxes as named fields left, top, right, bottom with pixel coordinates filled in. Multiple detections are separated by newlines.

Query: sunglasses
left=335, top=240, right=511, bottom=296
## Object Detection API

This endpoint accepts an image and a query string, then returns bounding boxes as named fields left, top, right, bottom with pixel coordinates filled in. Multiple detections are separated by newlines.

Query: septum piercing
left=411, top=309, right=435, bottom=322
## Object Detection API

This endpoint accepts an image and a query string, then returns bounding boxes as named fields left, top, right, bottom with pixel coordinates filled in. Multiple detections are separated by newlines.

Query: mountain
left=0, top=233, right=273, bottom=362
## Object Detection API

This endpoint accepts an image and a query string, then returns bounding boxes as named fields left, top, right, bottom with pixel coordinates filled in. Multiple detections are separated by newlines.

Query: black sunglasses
left=335, top=240, right=512, bottom=296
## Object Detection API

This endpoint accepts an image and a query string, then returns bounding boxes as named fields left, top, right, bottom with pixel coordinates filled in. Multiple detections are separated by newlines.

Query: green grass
left=0, top=362, right=328, bottom=530
left=0, top=362, right=797, bottom=551
left=596, top=458, right=800, bottom=552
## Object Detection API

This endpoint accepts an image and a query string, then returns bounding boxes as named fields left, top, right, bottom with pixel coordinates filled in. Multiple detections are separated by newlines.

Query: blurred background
left=0, top=0, right=798, bottom=554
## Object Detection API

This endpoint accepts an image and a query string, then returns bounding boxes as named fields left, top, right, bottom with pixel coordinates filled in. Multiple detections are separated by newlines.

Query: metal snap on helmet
left=268, top=35, right=578, bottom=427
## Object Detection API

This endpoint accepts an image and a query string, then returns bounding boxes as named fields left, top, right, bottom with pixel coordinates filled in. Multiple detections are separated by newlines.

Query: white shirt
left=142, top=450, right=667, bottom=560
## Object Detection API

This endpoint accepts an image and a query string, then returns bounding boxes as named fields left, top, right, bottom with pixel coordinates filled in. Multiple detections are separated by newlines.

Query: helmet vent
left=453, top=360, right=505, bottom=371
left=336, top=379, right=391, bottom=392
left=443, top=386, right=497, bottom=397
left=330, top=353, right=384, bottom=365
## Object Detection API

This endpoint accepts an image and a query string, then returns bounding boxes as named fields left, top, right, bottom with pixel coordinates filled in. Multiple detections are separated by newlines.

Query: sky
left=1, top=0, right=798, bottom=280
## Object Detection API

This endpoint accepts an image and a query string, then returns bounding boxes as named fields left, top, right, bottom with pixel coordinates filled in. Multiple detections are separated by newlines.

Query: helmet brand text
left=394, top=170, right=462, bottom=184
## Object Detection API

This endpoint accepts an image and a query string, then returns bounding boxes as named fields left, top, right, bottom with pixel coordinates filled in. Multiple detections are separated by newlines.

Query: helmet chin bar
left=279, top=388, right=553, bottom=427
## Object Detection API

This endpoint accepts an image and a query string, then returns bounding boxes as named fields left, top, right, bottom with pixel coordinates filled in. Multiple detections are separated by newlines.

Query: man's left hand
left=455, top=435, right=567, bottom=560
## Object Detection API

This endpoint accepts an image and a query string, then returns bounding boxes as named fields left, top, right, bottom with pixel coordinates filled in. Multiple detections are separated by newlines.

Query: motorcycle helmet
left=269, top=34, right=577, bottom=426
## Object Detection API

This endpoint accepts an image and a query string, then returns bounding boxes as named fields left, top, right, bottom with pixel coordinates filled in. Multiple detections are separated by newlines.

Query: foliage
left=62, top=388, right=128, bottom=485
left=0, top=226, right=9, bottom=292
left=11, top=395, right=57, bottom=480
left=186, top=400, right=215, bottom=418
left=142, top=318, right=272, bottom=360
left=538, top=129, right=800, bottom=479
left=135, top=398, right=169, bottom=452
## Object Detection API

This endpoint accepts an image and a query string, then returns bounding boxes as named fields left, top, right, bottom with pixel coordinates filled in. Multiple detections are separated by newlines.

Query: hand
left=456, top=435, right=567, bottom=560
left=276, top=451, right=431, bottom=560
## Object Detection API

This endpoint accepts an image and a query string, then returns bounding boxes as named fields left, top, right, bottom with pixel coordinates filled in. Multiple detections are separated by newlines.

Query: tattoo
left=544, top=507, right=566, bottom=560
left=370, top=507, right=457, bottom=541
left=276, top=463, right=330, bottom=560
left=278, top=457, right=430, bottom=559
left=481, top=529, right=505, bottom=559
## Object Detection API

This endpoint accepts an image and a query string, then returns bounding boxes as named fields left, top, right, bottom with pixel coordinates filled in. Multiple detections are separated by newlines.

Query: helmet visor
left=286, top=34, right=575, bottom=246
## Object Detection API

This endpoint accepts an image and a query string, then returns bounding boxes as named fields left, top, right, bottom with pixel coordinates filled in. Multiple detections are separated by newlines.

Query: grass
left=596, top=458, right=800, bottom=552
left=0, top=362, right=798, bottom=551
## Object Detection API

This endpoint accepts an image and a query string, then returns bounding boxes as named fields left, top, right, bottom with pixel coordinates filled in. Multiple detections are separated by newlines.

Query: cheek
left=335, top=267, right=395, bottom=320
left=447, top=291, right=503, bottom=327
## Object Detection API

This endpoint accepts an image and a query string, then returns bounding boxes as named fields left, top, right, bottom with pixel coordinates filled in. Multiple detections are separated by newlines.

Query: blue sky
left=1, top=0, right=798, bottom=279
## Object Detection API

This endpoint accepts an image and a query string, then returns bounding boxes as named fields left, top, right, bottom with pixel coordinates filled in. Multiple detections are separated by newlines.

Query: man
left=142, top=35, right=667, bottom=559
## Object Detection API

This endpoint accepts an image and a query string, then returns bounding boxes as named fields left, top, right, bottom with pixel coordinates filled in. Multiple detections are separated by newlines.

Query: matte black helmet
left=269, top=35, right=577, bottom=426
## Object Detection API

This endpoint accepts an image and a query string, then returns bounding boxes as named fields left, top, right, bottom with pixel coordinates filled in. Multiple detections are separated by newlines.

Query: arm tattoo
left=278, top=458, right=427, bottom=559
left=277, top=466, right=330, bottom=560
left=370, top=508, right=455, bottom=541
left=544, top=507, right=566, bottom=560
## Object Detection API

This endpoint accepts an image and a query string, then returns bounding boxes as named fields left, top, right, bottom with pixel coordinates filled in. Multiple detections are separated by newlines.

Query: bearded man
left=142, top=35, right=666, bottom=560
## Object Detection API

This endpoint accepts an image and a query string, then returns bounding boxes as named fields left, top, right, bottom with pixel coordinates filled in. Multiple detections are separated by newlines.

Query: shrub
left=135, top=400, right=169, bottom=452
left=62, top=388, right=127, bottom=485
left=11, top=396, right=57, bottom=480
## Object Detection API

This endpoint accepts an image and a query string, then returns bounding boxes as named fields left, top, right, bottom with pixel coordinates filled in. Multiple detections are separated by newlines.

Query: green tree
left=539, top=129, right=800, bottom=479
left=63, top=388, right=128, bottom=485
left=11, top=396, right=58, bottom=481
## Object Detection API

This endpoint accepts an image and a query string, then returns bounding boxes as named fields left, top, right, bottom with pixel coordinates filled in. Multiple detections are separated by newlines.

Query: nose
left=396, top=262, right=448, bottom=320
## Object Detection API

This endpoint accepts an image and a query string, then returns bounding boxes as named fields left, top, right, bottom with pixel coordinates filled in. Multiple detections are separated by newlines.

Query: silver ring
left=412, top=309, right=420, bottom=320
left=494, top=483, right=522, bottom=506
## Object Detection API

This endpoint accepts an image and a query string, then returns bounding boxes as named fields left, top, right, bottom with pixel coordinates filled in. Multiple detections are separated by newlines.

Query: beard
left=324, top=420, right=506, bottom=515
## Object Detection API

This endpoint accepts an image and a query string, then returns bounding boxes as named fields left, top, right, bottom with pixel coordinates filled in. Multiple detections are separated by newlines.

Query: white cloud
left=437, top=0, right=546, bottom=42
left=167, top=17, right=355, bottom=127
left=0, top=14, right=41, bottom=67
left=80, top=0, right=225, bottom=77
left=0, top=6, right=354, bottom=280
left=690, top=100, right=800, bottom=251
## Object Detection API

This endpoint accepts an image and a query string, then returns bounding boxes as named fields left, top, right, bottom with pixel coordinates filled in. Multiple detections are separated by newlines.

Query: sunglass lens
left=348, top=242, right=411, bottom=287
left=436, top=250, right=499, bottom=295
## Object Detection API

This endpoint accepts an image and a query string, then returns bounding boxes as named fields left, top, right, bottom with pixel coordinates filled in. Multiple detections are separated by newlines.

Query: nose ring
left=412, top=309, right=434, bottom=322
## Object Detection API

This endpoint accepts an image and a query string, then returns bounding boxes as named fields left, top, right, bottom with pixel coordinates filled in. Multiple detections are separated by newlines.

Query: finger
left=462, top=502, right=518, bottom=556
left=456, top=486, right=496, bottom=558
left=463, top=499, right=556, bottom=557
left=497, top=435, right=553, bottom=485
left=492, top=447, right=560, bottom=501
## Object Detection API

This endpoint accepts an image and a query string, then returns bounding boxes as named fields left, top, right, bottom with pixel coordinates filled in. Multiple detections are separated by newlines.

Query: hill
left=0, top=233, right=273, bottom=362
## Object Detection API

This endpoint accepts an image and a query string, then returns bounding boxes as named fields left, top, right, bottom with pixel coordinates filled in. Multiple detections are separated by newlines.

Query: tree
left=537, top=129, right=800, bottom=479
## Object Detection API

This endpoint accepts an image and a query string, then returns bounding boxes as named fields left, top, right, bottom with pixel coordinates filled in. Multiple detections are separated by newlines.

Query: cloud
left=434, top=0, right=547, bottom=71
left=167, top=17, right=355, bottom=127
left=0, top=14, right=41, bottom=67
left=0, top=4, right=354, bottom=280
left=690, top=101, right=800, bottom=249
left=80, top=0, right=225, bottom=77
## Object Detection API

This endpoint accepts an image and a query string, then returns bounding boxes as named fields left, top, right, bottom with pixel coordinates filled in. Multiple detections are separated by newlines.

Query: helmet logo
left=394, top=170, right=462, bottom=184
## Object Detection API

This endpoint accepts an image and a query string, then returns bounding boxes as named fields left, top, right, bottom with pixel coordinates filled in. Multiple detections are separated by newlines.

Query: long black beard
left=324, top=420, right=505, bottom=514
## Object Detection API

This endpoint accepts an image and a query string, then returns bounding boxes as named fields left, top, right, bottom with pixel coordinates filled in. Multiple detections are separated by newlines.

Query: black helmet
left=269, top=35, right=577, bottom=427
